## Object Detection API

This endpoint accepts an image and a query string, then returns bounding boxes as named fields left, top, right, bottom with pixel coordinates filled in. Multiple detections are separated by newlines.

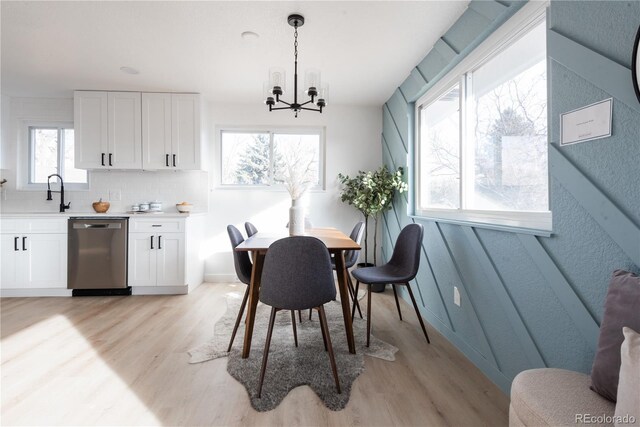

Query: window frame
left=21, top=121, right=89, bottom=191
left=215, top=126, right=326, bottom=191
left=413, top=2, right=551, bottom=235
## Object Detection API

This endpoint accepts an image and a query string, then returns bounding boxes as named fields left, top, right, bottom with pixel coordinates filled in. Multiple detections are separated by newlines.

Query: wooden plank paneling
left=468, top=0, right=509, bottom=21
left=548, top=29, right=640, bottom=112
left=549, top=144, right=640, bottom=266
left=517, top=234, right=600, bottom=350
left=462, top=226, right=547, bottom=368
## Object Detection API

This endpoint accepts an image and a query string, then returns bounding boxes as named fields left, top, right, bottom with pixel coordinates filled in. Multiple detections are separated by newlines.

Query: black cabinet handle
left=150, top=235, right=154, bottom=249
left=166, top=154, right=169, bottom=167
left=14, top=236, right=19, bottom=251
left=158, top=235, right=162, bottom=249
left=109, top=153, right=113, bottom=166
left=172, top=154, right=176, bottom=167
left=101, top=153, right=105, bottom=166
left=22, top=236, right=27, bottom=251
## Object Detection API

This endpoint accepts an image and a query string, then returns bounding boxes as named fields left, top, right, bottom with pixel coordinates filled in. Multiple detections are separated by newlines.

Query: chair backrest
left=245, top=222, right=258, bottom=237
left=387, top=223, right=424, bottom=281
left=344, top=221, right=365, bottom=268
left=259, top=236, right=336, bottom=310
left=227, top=225, right=252, bottom=285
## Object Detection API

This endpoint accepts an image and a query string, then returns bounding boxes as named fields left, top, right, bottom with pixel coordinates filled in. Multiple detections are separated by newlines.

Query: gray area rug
left=189, top=291, right=398, bottom=411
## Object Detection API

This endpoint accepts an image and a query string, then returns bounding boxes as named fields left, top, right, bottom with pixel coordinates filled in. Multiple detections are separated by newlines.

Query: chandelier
left=265, top=14, right=327, bottom=118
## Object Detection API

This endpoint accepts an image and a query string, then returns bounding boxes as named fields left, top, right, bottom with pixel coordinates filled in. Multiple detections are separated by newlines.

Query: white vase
left=289, top=199, right=305, bottom=236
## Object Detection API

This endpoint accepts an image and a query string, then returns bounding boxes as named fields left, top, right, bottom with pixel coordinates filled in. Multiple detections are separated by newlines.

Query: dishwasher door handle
left=73, top=223, right=122, bottom=229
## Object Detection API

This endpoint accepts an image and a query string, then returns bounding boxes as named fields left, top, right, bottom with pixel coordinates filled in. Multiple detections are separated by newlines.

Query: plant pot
left=356, top=262, right=386, bottom=293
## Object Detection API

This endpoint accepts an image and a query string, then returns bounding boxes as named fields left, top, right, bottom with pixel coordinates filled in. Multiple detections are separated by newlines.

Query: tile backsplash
left=0, top=170, right=209, bottom=214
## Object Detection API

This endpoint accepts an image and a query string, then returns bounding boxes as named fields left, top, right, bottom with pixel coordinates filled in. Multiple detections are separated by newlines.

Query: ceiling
left=1, top=1, right=469, bottom=106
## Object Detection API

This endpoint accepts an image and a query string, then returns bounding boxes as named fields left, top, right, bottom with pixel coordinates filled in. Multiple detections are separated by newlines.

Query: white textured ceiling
left=1, top=1, right=469, bottom=106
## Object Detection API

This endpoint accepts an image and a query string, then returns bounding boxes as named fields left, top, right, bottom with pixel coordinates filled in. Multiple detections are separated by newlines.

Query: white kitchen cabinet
left=129, top=233, right=157, bottom=286
left=128, top=222, right=185, bottom=287
left=142, top=93, right=201, bottom=170
left=74, top=91, right=142, bottom=170
left=1, top=233, right=67, bottom=290
left=155, top=233, right=185, bottom=286
left=74, top=91, right=108, bottom=169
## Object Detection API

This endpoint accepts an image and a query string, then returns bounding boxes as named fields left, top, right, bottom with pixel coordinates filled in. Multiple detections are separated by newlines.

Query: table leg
left=334, top=250, right=356, bottom=354
left=242, top=250, right=265, bottom=358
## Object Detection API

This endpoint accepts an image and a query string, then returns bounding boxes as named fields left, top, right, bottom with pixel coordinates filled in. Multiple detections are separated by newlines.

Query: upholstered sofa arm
left=509, top=368, right=615, bottom=426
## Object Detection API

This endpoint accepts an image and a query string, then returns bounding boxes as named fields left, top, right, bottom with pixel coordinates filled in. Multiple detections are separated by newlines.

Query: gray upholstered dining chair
left=309, top=221, right=366, bottom=320
left=351, top=223, right=430, bottom=347
left=257, top=236, right=341, bottom=398
left=245, top=221, right=258, bottom=238
left=226, top=225, right=299, bottom=352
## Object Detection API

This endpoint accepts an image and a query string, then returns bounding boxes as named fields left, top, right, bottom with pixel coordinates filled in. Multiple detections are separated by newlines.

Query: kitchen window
left=415, top=12, right=550, bottom=232
left=27, top=124, right=88, bottom=188
left=219, top=128, right=325, bottom=189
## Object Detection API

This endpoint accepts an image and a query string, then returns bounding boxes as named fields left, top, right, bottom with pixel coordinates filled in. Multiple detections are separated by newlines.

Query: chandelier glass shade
left=264, top=14, right=327, bottom=117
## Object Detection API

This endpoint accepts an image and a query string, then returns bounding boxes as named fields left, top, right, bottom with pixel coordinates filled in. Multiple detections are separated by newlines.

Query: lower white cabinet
left=0, top=233, right=67, bottom=289
left=128, top=223, right=185, bottom=287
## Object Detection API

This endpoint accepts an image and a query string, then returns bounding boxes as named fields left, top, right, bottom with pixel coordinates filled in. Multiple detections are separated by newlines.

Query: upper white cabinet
left=75, top=91, right=142, bottom=169
left=142, top=93, right=201, bottom=170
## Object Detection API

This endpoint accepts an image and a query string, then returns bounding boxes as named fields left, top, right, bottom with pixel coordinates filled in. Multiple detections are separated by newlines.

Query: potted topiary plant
left=338, top=166, right=407, bottom=291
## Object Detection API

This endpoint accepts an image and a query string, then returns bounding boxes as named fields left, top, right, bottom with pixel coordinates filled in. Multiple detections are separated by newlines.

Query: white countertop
left=0, top=211, right=207, bottom=218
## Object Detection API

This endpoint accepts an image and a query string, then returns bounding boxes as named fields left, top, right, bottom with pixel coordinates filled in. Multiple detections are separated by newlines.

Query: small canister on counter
left=149, top=201, right=162, bottom=212
left=131, top=205, right=140, bottom=212
left=139, top=203, right=150, bottom=212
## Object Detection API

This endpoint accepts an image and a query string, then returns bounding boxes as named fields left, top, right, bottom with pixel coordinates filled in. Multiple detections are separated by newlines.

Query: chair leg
left=405, top=282, right=430, bottom=344
left=366, top=284, right=372, bottom=348
left=392, top=284, right=403, bottom=321
left=348, top=274, right=363, bottom=319
left=227, top=286, right=250, bottom=352
left=351, top=280, right=360, bottom=320
left=258, top=307, right=278, bottom=398
left=298, top=310, right=302, bottom=323
left=309, top=309, right=313, bottom=321
left=318, top=308, right=328, bottom=351
left=317, top=305, right=341, bottom=394
left=290, top=310, right=298, bottom=347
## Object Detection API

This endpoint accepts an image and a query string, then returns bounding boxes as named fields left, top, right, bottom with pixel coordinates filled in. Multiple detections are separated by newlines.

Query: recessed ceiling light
left=120, top=66, right=139, bottom=75
left=241, top=31, right=259, bottom=40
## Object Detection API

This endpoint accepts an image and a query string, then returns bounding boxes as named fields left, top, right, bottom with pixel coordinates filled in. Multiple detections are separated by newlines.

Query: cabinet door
left=156, top=233, right=185, bottom=286
left=128, top=233, right=157, bottom=286
left=74, top=91, right=108, bottom=169
left=23, top=234, right=67, bottom=289
left=1, top=235, right=25, bottom=289
left=171, top=94, right=200, bottom=170
left=142, top=93, right=172, bottom=170
left=108, top=92, right=142, bottom=169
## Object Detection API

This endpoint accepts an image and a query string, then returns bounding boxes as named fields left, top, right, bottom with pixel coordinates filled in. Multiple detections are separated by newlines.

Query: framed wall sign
left=560, top=98, right=613, bottom=146
left=633, top=24, right=640, bottom=103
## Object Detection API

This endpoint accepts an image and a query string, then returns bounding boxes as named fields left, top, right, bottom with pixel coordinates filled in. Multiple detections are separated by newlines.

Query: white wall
left=0, top=97, right=209, bottom=213
left=202, top=101, right=382, bottom=282
left=0, top=96, right=383, bottom=282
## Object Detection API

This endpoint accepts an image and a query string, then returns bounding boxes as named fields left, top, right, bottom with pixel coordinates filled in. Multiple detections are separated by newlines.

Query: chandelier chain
left=294, top=24, right=298, bottom=62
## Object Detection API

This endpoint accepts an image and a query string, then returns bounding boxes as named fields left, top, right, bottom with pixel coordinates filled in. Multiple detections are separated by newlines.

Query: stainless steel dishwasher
left=68, top=217, right=130, bottom=296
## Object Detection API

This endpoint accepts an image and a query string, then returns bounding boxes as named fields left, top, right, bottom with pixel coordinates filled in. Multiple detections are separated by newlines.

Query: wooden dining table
left=235, top=228, right=361, bottom=358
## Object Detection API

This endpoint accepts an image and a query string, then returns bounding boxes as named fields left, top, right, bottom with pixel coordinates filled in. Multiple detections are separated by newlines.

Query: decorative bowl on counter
left=176, top=202, right=193, bottom=213
left=92, top=199, right=110, bottom=213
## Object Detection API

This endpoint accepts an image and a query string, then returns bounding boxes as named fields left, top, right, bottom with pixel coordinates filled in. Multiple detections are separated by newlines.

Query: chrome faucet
left=46, top=174, right=70, bottom=213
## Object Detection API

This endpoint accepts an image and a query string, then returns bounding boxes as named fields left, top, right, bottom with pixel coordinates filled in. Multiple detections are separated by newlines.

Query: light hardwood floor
left=1, top=283, right=509, bottom=426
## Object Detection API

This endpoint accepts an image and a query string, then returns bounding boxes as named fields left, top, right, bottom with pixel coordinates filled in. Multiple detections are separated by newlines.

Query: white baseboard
left=204, top=274, right=239, bottom=283
left=131, top=286, right=188, bottom=295
left=1, top=288, right=73, bottom=297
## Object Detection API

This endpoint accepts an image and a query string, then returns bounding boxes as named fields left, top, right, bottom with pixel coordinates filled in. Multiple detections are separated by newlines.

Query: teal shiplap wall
left=381, top=0, right=640, bottom=394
